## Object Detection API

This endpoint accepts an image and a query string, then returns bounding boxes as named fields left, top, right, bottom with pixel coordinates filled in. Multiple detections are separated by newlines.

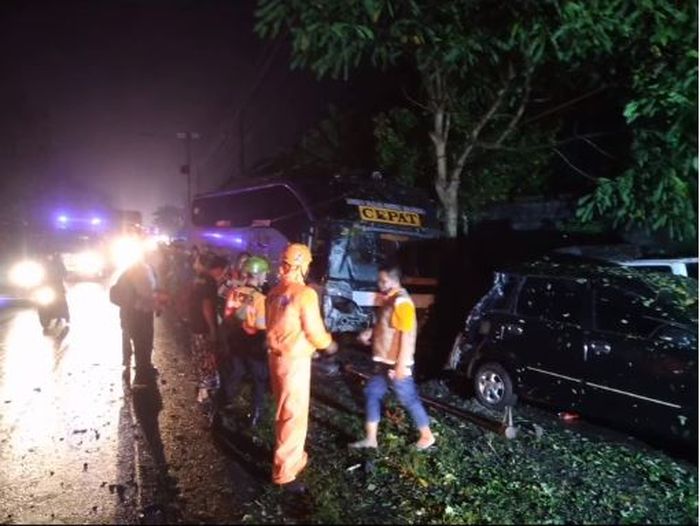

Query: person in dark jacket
left=188, top=252, right=228, bottom=426
left=222, top=255, right=270, bottom=426
left=113, top=257, right=167, bottom=388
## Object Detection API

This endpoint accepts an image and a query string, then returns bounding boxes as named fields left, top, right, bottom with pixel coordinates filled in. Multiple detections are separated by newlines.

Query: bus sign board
left=348, top=198, right=425, bottom=228
left=357, top=205, right=423, bottom=227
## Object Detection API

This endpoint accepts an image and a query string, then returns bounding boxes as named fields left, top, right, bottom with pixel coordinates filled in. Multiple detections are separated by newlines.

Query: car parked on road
left=446, top=257, right=698, bottom=448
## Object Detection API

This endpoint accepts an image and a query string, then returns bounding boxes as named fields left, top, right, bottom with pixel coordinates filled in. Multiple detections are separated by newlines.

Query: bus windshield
left=324, top=228, right=440, bottom=284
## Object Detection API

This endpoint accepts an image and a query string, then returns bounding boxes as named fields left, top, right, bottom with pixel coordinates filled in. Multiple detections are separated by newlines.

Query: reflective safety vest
left=371, top=288, right=417, bottom=366
left=224, top=284, right=266, bottom=335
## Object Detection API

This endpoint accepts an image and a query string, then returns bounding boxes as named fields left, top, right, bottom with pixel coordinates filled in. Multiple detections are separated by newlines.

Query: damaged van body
left=190, top=174, right=442, bottom=333
left=446, top=257, right=698, bottom=449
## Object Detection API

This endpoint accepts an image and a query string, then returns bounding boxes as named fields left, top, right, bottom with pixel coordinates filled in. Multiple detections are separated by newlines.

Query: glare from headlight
left=9, top=260, right=45, bottom=288
left=75, top=251, right=105, bottom=275
left=33, top=286, right=56, bottom=306
left=111, top=236, right=144, bottom=270
left=144, top=237, right=159, bottom=252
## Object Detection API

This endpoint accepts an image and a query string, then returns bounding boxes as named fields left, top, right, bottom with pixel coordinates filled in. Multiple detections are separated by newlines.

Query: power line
left=198, top=33, right=288, bottom=185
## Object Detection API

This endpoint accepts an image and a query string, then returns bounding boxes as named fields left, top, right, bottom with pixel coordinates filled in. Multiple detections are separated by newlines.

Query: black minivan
left=446, top=258, right=698, bottom=447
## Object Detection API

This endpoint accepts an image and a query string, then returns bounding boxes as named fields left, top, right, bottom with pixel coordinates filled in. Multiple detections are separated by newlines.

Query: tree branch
left=401, top=85, right=432, bottom=113
left=521, top=85, right=608, bottom=126
left=450, top=62, right=515, bottom=182
left=494, top=65, right=533, bottom=146
left=552, top=148, right=598, bottom=181
left=577, top=134, right=617, bottom=160
left=476, top=131, right=621, bottom=151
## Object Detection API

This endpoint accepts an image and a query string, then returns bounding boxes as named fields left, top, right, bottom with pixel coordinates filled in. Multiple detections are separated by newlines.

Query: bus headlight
left=110, top=236, right=144, bottom=269
left=9, top=260, right=45, bottom=288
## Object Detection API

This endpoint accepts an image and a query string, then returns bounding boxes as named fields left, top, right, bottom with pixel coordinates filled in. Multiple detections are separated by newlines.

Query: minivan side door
left=508, top=276, right=590, bottom=408
left=585, top=283, right=697, bottom=442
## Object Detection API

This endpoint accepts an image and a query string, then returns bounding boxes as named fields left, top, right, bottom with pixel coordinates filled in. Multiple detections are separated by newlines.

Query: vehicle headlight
left=75, top=251, right=105, bottom=275
left=111, top=236, right=144, bottom=270
left=9, top=260, right=45, bottom=288
left=33, top=286, right=56, bottom=306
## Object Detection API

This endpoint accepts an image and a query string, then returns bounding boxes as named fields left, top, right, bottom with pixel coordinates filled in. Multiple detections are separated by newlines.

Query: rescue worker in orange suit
left=349, top=263, right=436, bottom=451
left=222, top=255, right=270, bottom=426
left=265, top=243, right=338, bottom=494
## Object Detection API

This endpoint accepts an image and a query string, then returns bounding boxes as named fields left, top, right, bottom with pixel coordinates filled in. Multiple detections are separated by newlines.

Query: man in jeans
left=349, top=263, right=436, bottom=451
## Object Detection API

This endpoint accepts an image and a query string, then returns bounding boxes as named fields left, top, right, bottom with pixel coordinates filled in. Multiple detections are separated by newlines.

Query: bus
left=189, top=173, right=443, bottom=334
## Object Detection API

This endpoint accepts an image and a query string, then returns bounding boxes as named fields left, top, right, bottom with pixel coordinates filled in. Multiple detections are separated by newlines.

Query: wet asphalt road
left=0, top=281, right=262, bottom=525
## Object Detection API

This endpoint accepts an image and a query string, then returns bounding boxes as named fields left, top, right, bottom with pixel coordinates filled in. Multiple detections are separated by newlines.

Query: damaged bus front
left=189, top=175, right=442, bottom=333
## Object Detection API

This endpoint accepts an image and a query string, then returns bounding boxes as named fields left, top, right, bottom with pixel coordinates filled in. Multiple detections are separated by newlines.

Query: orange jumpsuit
left=265, top=279, right=332, bottom=485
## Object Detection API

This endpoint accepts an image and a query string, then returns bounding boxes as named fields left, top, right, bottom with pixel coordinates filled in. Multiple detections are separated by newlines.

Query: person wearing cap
left=265, top=243, right=338, bottom=493
left=188, top=252, right=228, bottom=426
left=222, top=255, right=270, bottom=426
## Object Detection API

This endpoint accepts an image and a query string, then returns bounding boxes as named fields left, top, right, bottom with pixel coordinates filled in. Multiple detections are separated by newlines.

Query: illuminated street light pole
left=176, top=131, right=200, bottom=214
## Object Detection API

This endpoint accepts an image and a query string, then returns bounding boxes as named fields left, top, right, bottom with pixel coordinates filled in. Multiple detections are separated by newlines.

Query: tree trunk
left=435, top=179, right=460, bottom=238
left=430, top=98, right=460, bottom=238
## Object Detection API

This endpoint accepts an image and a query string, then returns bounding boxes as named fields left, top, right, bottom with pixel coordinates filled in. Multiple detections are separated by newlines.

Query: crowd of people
left=112, top=240, right=435, bottom=495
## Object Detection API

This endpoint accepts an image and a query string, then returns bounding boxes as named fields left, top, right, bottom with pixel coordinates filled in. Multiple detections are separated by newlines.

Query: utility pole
left=176, top=131, right=200, bottom=214
left=239, top=109, right=245, bottom=177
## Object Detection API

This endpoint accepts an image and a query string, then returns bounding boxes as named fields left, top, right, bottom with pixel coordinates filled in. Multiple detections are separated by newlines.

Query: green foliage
left=373, top=107, right=431, bottom=186
left=565, top=1, right=698, bottom=240
left=256, top=0, right=698, bottom=240
left=238, top=376, right=698, bottom=524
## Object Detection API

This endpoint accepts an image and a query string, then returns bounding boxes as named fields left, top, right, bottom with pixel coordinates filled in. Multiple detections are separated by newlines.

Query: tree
left=373, top=105, right=555, bottom=232
left=256, top=1, right=586, bottom=236
left=256, top=0, right=697, bottom=239
left=152, top=205, right=185, bottom=235
left=570, top=1, right=698, bottom=240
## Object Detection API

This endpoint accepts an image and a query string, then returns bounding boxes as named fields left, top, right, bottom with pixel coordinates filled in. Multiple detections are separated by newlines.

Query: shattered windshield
left=327, top=229, right=402, bottom=283
left=325, top=227, right=431, bottom=284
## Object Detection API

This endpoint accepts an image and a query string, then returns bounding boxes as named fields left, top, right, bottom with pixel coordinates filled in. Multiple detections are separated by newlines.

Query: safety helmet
left=243, top=255, right=270, bottom=275
left=281, top=243, right=312, bottom=275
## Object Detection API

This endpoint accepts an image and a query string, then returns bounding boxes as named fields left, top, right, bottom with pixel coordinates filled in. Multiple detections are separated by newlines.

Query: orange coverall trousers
left=268, top=352, right=312, bottom=484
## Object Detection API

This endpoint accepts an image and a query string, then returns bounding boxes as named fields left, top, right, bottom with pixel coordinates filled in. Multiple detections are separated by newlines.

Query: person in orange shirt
left=349, top=263, right=436, bottom=451
left=265, top=243, right=337, bottom=494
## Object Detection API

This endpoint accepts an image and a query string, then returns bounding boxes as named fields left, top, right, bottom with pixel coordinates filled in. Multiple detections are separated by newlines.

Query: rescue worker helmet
left=243, top=255, right=270, bottom=276
left=281, top=243, right=312, bottom=275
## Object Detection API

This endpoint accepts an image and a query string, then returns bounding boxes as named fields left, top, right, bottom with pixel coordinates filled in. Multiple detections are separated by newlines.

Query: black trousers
left=226, top=353, right=269, bottom=411
left=122, top=310, right=155, bottom=377
left=223, top=330, right=268, bottom=411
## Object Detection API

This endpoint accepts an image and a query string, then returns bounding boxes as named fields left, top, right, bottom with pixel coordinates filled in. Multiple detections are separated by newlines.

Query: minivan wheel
left=473, top=362, right=515, bottom=411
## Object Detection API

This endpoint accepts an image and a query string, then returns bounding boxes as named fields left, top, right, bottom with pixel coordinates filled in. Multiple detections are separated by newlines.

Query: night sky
left=0, top=0, right=372, bottom=221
